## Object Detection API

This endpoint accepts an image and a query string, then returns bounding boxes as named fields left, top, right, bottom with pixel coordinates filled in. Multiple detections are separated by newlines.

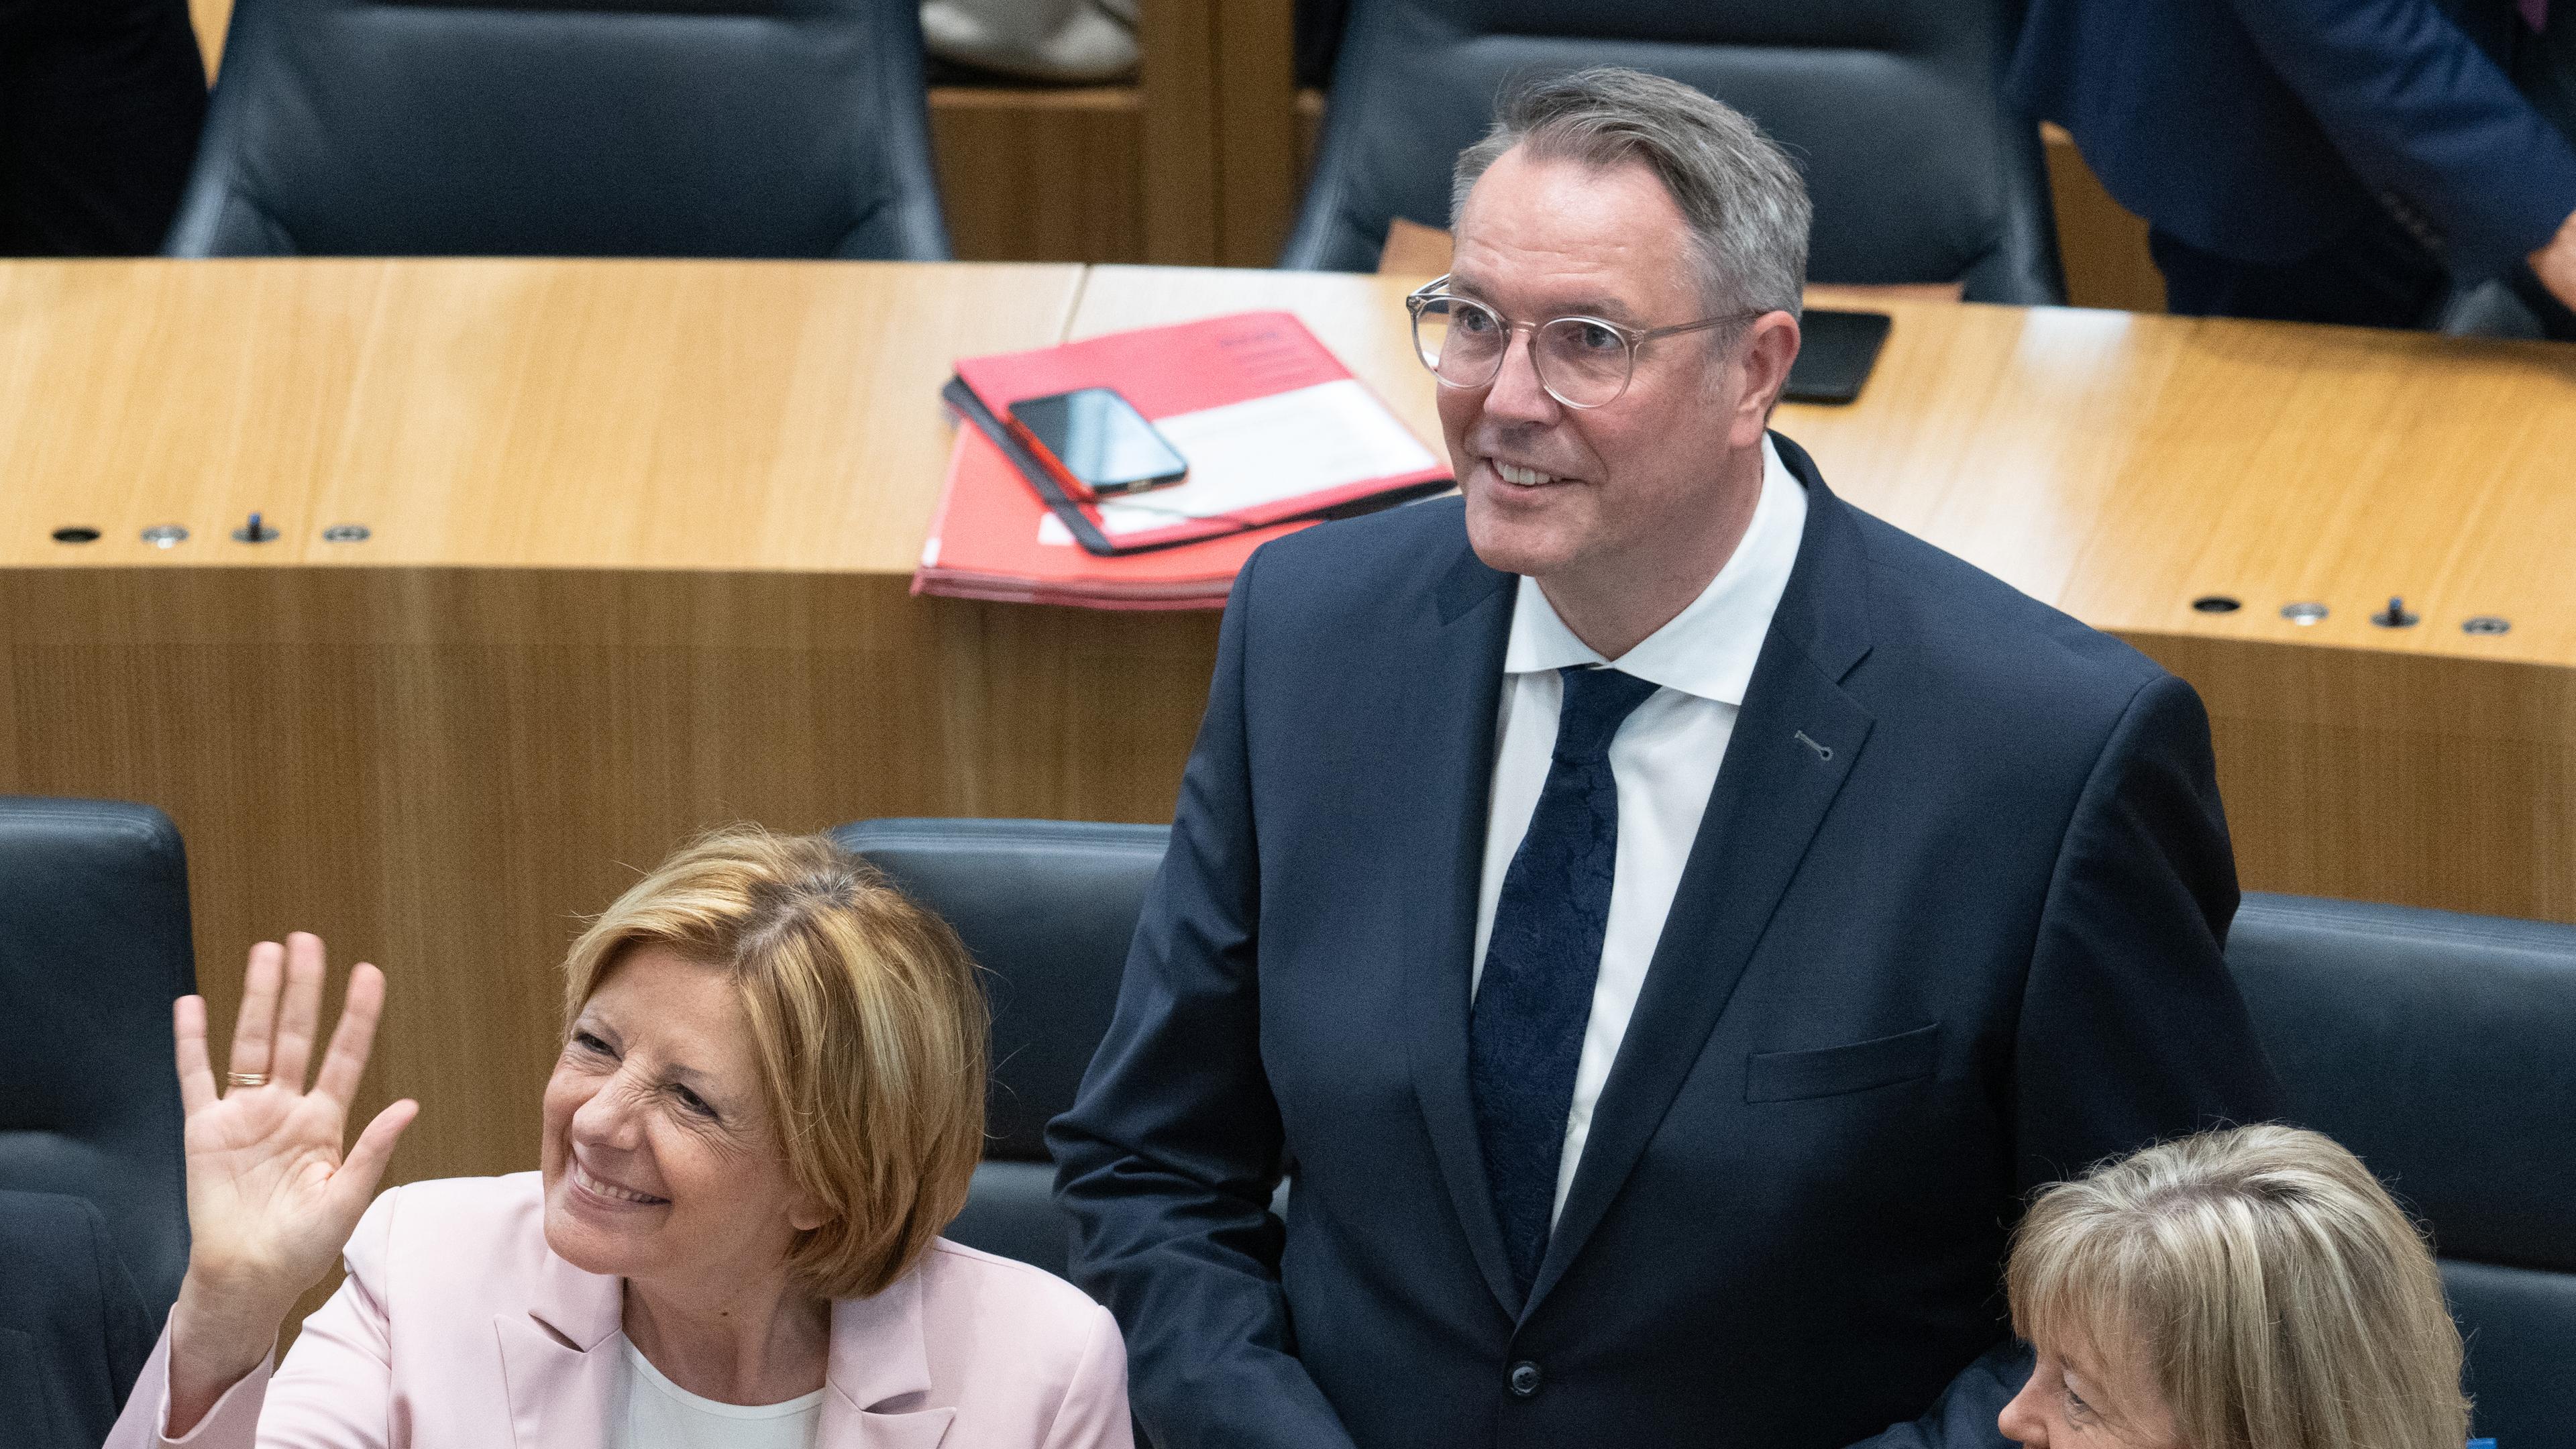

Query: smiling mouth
left=571, top=1157, right=669, bottom=1207
left=1491, top=459, right=1569, bottom=488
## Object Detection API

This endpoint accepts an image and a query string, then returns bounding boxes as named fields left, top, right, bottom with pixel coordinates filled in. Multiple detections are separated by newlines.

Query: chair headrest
left=2230, top=893, right=2576, bottom=1273
left=0, top=796, right=197, bottom=1319
left=832, top=818, right=1169, bottom=1161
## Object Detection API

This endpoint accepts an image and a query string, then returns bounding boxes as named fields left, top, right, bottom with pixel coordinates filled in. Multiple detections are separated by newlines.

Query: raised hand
left=164, top=933, right=417, bottom=1433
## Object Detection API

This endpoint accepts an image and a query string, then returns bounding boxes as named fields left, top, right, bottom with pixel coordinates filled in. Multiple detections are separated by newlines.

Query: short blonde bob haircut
left=2008, top=1124, right=2467, bottom=1449
left=562, top=826, right=988, bottom=1301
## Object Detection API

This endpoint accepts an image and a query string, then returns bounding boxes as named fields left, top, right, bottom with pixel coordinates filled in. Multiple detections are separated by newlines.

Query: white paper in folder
left=1073, top=378, right=1439, bottom=539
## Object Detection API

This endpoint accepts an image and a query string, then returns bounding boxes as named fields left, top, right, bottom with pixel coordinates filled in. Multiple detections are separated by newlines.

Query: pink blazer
left=109, top=1173, right=1132, bottom=1449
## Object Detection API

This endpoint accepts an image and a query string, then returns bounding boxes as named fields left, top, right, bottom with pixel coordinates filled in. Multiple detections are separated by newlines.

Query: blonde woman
left=2001, top=1123, right=2467, bottom=1449
left=113, top=827, right=1130, bottom=1448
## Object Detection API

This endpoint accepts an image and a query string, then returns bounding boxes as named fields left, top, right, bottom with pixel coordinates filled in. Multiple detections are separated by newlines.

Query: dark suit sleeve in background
left=1845, top=1342, right=2033, bottom=1449
left=1049, top=551, right=1362, bottom=1449
left=1845, top=671, right=2284, bottom=1449
left=2222, top=0, right=2576, bottom=280
left=2012, top=671, right=2285, bottom=1191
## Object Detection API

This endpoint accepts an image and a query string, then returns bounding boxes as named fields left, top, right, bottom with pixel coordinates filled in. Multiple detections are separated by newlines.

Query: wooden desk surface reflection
left=0, top=258, right=1085, bottom=572
left=5, top=261, right=2575, bottom=1318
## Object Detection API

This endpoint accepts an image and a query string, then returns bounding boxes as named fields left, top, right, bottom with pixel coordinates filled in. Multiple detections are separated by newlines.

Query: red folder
left=950, top=311, right=1450, bottom=553
left=912, top=424, right=1303, bottom=610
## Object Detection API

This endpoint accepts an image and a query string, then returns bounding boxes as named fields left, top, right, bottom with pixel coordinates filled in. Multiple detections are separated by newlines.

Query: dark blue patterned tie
left=1470, top=664, right=1662, bottom=1297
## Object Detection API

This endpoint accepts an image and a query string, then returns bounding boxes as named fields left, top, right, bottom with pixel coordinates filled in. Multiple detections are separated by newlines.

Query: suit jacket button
left=1508, top=1361, right=1542, bottom=1398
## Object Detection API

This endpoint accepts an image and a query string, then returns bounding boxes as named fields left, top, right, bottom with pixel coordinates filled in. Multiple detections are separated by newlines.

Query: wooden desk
left=0, top=259, right=1229, bottom=1233
left=4, top=258, right=2574, bottom=1263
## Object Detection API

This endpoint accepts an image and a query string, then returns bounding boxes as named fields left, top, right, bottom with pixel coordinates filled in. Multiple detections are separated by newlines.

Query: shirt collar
left=1502, top=433, right=1809, bottom=706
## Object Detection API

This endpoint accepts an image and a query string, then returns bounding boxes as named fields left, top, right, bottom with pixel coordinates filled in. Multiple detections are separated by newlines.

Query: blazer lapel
left=819, top=1266, right=957, bottom=1449
left=1525, top=437, right=1878, bottom=1316
left=1399, top=533, right=1521, bottom=1317
left=494, top=1244, right=625, bottom=1448
left=495, top=1246, right=955, bottom=1449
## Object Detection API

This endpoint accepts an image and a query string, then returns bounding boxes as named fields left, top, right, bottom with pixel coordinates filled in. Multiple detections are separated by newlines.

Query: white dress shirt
left=1468, top=435, right=1809, bottom=1221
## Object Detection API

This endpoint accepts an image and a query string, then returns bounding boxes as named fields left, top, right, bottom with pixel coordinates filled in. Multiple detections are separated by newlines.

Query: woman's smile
left=567, top=1152, right=669, bottom=1209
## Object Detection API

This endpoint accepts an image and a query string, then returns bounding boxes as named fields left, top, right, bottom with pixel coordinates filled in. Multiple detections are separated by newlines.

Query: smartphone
left=1782, top=309, right=1892, bottom=405
left=1004, top=387, right=1189, bottom=501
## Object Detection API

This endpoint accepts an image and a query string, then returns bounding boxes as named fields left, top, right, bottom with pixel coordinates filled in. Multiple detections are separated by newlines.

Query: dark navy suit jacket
left=2009, top=0, right=2576, bottom=280
left=1051, top=437, right=2284, bottom=1449
left=0, top=1189, right=157, bottom=1449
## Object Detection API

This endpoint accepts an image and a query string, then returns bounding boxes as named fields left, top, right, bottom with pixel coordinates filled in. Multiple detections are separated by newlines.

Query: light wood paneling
left=2131, top=635, right=2576, bottom=922
left=1136, top=0, right=1223, bottom=264
left=1776, top=297, right=2576, bottom=667
left=2, top=567, right=1217, bottom=1182
left=2043, top=123, right=2165, bottom=314
left=189, top=0, right=226, bottom=75
left=1, top=259, right=1103, bottom=1338
left=0, top=259, right=1086, bottom=572
left=930, top=88, right=1144, bottom=264
left=1212, top=0, right=1300, bottom=267
left=0, top=566, right=1222, bottom=1332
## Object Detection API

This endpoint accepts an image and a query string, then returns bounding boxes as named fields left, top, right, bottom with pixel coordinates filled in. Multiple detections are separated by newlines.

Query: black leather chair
left=2231, top=892, right=2576, bottom=1447
left=831, top=817, right=1167, bottom=1279
left=0, top=798, right=197, bottom=1331
left=166, top=0, right=949, bottom=259
left=1282, top=0, right=2066, bottom=304
left=0, top=1189, right=158, bottom=1449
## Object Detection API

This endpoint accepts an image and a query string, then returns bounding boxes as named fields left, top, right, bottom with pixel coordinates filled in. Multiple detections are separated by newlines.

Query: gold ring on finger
left=226, top=1071, right=270, bottom=1088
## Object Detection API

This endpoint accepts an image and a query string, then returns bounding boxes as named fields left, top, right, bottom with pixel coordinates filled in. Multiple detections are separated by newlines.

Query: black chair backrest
left=833, top=818, right=1165, bottom=1280
left=831, top=818, right=1165, bottom=1161
left=167, top=0, right=949, bottom=258
left=0, top=798, right=197, bottom=1324
left=1282, top=0, right=2065, bottom=304
left=2231, top=892, right=2576, bottom=1445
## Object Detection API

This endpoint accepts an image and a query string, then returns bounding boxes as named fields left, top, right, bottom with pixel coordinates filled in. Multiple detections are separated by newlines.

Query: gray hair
left=1451, top=67, right=1811, bottom=321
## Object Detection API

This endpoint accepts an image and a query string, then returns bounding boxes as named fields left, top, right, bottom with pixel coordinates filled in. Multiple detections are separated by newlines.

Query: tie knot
left=1552, top=666, right=1661, bottom=761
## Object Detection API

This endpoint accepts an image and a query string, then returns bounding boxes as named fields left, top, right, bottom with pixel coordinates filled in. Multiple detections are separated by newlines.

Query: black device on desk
left=1782, top=309, right=1892, bottom=405
left=1005, top=387, right=1189, bottom=501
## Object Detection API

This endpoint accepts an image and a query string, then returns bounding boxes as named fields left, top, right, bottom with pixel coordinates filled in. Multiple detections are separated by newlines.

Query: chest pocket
left=1744, top=1022, right=1941, bottom=1103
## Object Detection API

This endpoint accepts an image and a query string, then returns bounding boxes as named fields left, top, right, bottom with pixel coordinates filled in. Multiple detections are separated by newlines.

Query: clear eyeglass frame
left=1403, top=274, right=1760, bottom=409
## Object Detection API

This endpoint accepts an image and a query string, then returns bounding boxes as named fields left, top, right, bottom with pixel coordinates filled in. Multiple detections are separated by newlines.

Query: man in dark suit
left=2009, top=0, right=2576, bottom=335
left=1051, top=68, right=2282, bottom=1449
left=0, top=1189, right=158, bottom=1449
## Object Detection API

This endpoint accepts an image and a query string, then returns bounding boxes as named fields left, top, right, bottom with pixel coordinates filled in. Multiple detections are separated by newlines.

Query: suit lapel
left=1399, top=532, right=1520, bottom=1317
left=495, top=1240, right=955, bottom=1449
left=495, top=1246, right=624, bottom=1448
left=1525, top=436, right=1878, bottom=1315
left=819, top=1263, right=956, bottom=1449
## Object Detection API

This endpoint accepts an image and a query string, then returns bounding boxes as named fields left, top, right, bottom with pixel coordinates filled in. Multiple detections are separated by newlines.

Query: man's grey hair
left=1450, top=67, right=1811, bottom=321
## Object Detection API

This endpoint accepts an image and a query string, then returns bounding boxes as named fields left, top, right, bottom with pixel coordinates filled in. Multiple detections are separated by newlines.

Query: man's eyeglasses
left=1404, top=275, right=1758, bottom=410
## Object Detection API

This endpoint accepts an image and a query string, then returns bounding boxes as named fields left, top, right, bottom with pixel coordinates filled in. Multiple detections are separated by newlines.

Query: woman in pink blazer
left=111, top=828, right=1132, bottom=1449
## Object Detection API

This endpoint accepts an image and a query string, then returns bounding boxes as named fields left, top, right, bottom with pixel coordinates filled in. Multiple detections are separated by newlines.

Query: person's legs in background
left=0, top=0, right=207, bottom=256
left=2148, top=206, right=2451, bottom=329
